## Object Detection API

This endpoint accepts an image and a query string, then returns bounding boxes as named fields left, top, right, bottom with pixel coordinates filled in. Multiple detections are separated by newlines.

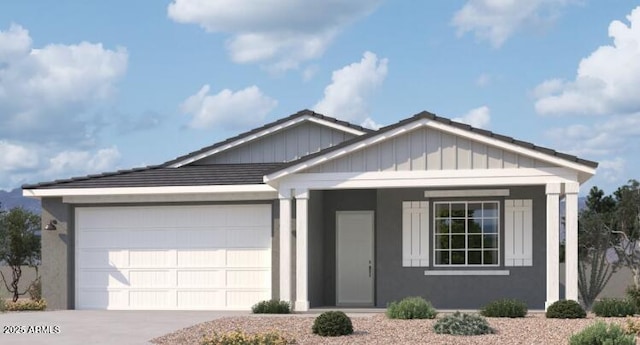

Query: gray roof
left=162, top=109, right=373, bottom=167
left=22, top=164, right=283, bottom=189
left=266, top=110, right=598, bottom=174
left=22, top=109, right=598, bottom=191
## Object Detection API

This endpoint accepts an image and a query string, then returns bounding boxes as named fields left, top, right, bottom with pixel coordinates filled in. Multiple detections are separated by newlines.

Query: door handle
left=369, top=260, right=372, bottom=277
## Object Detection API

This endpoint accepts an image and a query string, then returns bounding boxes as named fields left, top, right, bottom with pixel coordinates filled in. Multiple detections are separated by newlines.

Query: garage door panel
left=227, top=228, right=271, bottom=247
left=78, top=250, right=129, bottom=268
left=177, top=250, right=225, bottom=267
left=78, top=270, right=130, bottom=288
left=176, top=229, right=226, bottom=247
left=76, top=205, right=272, bottom=310
left=177, top=290, right=223, bottom=309
left=129, top=250, right=173, bottom=267
left=129, top=270, right=172, bottom=288
left=130, top=290, right=171, bottom=308
left=226, top=249, right=270, bottom=268
left=226, top=270, right=270, bottom=288
left=177, top=270, right=223, bottom=287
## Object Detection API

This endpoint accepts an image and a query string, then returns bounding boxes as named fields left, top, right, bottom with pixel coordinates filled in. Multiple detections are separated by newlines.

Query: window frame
left=432, top=200, right=501, bottom=267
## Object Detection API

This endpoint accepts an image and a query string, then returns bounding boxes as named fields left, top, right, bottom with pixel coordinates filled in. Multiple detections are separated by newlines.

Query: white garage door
left=75, top=204, right=272, bottom=310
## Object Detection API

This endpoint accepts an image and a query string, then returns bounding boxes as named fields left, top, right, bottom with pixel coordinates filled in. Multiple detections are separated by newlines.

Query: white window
left=433, top=201, right=499, bottom=266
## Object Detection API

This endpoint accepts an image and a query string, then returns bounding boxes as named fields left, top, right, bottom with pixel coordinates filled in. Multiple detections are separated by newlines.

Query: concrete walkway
left=0, top=310, right=246, bottom=345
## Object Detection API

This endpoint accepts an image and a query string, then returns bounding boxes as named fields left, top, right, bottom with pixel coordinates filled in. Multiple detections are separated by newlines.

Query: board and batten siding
left=307, top=127, right=554, bottom=173
left=196, top=122, right=357, bottom=164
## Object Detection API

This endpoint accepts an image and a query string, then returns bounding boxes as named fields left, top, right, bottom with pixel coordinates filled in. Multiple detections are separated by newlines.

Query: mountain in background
left=0, top=188, right=41, bottom=214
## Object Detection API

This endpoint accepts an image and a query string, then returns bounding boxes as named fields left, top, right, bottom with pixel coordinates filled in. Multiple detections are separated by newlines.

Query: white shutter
left=402, top=201, right=429, bottom=267
left=505, top=199, right=533, bottom=267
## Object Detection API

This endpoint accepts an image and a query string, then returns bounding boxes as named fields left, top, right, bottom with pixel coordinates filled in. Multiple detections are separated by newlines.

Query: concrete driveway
left=0, top=310, right=246, bottom=345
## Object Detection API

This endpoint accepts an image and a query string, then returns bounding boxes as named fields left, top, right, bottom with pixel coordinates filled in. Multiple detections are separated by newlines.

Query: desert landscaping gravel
left=151, top=313, right=640, bottom=345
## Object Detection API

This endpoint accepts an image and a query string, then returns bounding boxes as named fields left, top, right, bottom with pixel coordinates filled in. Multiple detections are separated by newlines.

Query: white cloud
left=535, top=6, right=640, bottom=116
left=180, top=85, right=277, bottom=130
left=453, top=106, right=491, bottom=129
left=598, top=157, right=626, bottom=183
left=43, top=147, right=121, bottom=178
left=546, top=112, right=640, bottom=157
left=0, top=24, right=128, bottom=143
left=452, top=0, right=573, bottom=48
left=313, top=51, right=388, bottom=122
left=0, top=141, right=39, bottom=172
left=167, top=0, right=380, bottom=71
left=361, top=117, right=383, bottom=130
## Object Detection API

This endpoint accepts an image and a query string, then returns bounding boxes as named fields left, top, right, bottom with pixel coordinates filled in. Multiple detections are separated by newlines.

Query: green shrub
left=592, top=298, right=636, bottom=317
left=201, top=330, right=293, bottom=345
left=569, top=321, right=635, bottom=345
left=625, top=286, right=640, bottom=312
left=251, top=300, right=291, bottom=314
left=312, top=311, right=353, bottom=337
left=546, top=300, right=586, bottom=319
left=433, top=312, right=494, bottom=336
left=386, top=296, right=438, bottom=319
left=4, top=299, right=47, bottom=311
left=480, top=298, right=527, bottom=318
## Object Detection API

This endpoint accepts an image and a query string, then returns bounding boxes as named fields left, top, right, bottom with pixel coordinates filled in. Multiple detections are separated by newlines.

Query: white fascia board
left=22, top=184, right=276, bottom=198
left=265, top=118, right=596, bottom=182
left=305, top=116, right=366, bottom=136
left=63, top=191, right=277, bottom=204
left=277, top=168, right=578, bottom=191
left=170, top=115, right=366, bottom=168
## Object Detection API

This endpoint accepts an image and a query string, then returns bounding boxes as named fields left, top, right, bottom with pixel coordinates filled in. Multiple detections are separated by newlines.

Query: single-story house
left=23, top=109, right=597, bottom=311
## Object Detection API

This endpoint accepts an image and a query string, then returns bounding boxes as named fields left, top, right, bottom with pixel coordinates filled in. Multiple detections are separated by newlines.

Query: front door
left=336, top=211, right=374, bottom=306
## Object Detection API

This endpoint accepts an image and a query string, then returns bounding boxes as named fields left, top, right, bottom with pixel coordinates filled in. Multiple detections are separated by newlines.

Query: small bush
left=625, top=318, right=640, bottom=336
left=546, top=300, right=586, bottom=319
left=592, top=298, right=636, bottom=317
left=386, top=296, right=438, bottom=319
left=4, top=299, right=47, bottom=311
left=569, top=321, right=635, bottom=345
left=251, top=300, right=291, bottom=314
left=201, top=330, right=294, bottom=345
left=625, top=286, right=640, bottom=312
left=480, top=298, right=527, bottom=318
left=312, top=311, right=353, bottom=337
left=433, top=312, right=494, bottom=336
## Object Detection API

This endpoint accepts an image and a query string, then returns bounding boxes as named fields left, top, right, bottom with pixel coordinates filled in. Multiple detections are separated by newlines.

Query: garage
left=75, top=204, right=272, bottom=310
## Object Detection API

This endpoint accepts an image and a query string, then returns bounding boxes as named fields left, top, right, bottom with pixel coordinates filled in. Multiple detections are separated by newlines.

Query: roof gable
left=265, top=111, right=598, bottom=183
left=165, top=109, right=371, bottom=167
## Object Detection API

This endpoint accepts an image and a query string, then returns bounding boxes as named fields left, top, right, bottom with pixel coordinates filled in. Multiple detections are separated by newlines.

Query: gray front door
left=336, top=211, right=374, bottom=306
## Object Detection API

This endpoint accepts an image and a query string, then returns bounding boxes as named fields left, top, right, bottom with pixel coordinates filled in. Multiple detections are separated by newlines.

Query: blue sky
left=1, top=1, right=638, bottom=195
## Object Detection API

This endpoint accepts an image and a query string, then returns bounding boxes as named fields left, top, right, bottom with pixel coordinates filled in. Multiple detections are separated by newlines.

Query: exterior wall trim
left=424, top=189, right=509, bottom=198
left=424, top=270, right=510, bottom=276
left=23, top=184, right=276, bottom=198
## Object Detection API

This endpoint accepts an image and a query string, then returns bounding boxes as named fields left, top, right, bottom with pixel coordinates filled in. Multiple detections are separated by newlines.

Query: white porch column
left=565, top=182, right=580, bottom=302
left=295, top=189, right=310, bottom=311
left=546, top=183, right=561, bottom=309
left=279, top=191, right=292, bottom=303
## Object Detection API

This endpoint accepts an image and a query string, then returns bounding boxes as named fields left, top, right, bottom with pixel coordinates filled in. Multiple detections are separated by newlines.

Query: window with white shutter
left=505, top=199, right=533, bottom=267
left=402, top=201, right=429, bottom=267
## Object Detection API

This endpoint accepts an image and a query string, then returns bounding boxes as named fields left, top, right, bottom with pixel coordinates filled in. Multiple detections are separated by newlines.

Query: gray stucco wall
left=375, top=186, right=547, bottom=309
left=0, top=266, right=40, bottom=298
left=41, top=197, right=74, bottom=310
